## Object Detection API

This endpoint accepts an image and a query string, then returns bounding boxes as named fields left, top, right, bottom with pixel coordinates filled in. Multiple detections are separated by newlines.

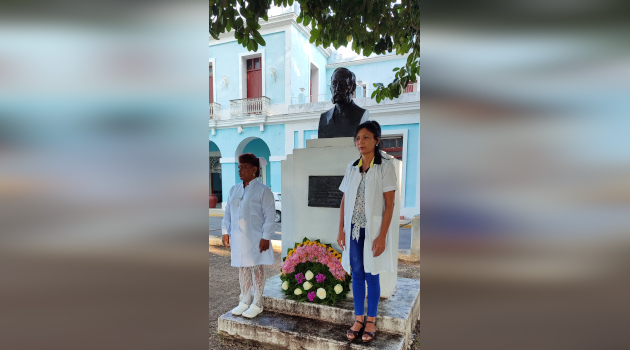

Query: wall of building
left=242, top=138, right=272, bottom=186
left=381, top=123, right=419, bottom=210
left=210, top=124, right=285, bottom=202
left=325, top=57, right=407, bottom=95
left=303, top=129, right=317, bottom=147
left=210, top=31, right=286, bottom=107
left=209, top=22, right=419, bottom=217
left=290, top=26, right=328, bottom=103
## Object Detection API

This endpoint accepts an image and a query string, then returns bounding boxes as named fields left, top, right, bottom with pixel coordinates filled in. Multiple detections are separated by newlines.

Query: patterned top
left=350, top=172, right=367, bottom=242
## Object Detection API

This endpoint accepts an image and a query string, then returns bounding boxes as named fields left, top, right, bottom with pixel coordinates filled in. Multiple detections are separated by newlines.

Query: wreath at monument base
left=280, top=238, right=351, bottom=305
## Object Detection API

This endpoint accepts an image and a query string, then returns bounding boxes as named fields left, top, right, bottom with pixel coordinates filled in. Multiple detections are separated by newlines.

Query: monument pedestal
left=281, top=137, right=401, bottom=298
left=217, top=274, right=420, bottom=350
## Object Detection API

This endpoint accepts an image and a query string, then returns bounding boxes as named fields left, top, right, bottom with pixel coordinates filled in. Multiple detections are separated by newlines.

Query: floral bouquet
left=280, top=237, right=351, bottom=305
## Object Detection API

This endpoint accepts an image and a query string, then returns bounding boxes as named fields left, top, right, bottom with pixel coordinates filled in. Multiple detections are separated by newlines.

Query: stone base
left=217, top=274, right=420, bottom=350
left=218, top=311, right=405, bottom=350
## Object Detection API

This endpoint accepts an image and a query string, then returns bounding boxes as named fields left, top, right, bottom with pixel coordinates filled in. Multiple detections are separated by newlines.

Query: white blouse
left=350, top=172, right=367, bottom=242
left=339, top=152, right=399, bottom=275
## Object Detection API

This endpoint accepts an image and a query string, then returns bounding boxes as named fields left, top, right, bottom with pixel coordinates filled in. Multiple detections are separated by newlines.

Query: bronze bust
left=318, top=68, right=369, bottom=138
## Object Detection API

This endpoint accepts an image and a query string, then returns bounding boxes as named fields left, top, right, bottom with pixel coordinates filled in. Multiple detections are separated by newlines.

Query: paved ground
left=210, top=216, right=411, bottom=250
left=209, top=245, right=420, bottom=350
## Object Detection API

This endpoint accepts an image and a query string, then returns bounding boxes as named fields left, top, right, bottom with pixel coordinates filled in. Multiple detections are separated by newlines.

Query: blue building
left=209, top=6, right=419, bottom=218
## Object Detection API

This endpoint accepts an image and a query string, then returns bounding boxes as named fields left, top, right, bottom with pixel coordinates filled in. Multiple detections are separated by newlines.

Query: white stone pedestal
left=281, top=137, right=401, bottom=297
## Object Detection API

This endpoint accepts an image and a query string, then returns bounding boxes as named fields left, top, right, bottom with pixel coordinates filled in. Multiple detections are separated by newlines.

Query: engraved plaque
left=308, top=176, right=344, bottom=208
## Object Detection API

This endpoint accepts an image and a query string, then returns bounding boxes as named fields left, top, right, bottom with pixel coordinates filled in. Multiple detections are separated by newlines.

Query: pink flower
left=282, top=243, right=350, bottom=282
left=307, top=291, right=316, bottom=302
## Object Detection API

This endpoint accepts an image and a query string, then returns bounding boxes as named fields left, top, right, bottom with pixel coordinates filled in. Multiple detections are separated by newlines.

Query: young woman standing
left=337, top=121, right=397, bottom=343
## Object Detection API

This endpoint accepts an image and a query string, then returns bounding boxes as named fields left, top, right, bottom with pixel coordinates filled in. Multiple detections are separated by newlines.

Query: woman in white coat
left=337, top=121, right=397, bottom=343
left=222, top=153, right=276, bottom=319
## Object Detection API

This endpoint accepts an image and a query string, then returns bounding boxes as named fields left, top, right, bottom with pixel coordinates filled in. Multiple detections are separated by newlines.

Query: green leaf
left=310, top=28, right=320, bottom=40
left=254, top=34, right=266, bottom=46
left=252, top=40, right=258, bottom=52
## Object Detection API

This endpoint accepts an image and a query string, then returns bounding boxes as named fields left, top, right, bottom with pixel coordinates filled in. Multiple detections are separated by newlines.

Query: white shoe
left=231, top=302, right=250, bottom=316
left=241, top=304, right=263, bottom=318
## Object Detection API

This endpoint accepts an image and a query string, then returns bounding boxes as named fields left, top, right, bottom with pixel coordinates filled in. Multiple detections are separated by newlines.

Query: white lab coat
left=339, top=152, right=398, bottom=275
left=222, top=179, right=276, bottom=267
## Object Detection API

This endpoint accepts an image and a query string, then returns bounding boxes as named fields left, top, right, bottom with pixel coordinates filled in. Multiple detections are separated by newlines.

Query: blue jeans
left=350, top=224, right=380, bottom=317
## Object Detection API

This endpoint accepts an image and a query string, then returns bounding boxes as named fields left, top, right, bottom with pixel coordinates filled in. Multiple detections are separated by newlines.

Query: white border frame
left=239, top=50, right=266, bottom=99
left=381, top=129, right=408, bottom=208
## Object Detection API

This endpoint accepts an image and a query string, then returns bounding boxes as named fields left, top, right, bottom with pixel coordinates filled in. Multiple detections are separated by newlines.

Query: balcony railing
left=291, top=94, right=332, bottom=104
left=290, top=83, right=418, bottom=106
left=230, top=96, right=270, bottom=118
left=209, top=102, right=221, bottom=119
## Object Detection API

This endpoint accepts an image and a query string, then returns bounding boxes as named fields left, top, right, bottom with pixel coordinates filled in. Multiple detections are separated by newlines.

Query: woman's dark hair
left=238, top=153, right=261, bottom=177
left=355, top=121, right=382, bottom=162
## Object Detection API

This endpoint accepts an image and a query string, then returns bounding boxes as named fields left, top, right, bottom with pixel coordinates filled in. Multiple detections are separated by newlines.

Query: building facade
left=209, top=6, right=419, bottom=218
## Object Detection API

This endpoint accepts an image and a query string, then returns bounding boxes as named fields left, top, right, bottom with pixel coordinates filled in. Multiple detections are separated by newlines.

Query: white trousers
left=239, top=265, right=265, bottom=308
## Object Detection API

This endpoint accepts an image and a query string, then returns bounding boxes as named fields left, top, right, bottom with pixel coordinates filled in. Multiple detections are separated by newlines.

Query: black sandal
left=362, top=320, right=376, bottom=343
left=346, top=319, right=364, bottom=341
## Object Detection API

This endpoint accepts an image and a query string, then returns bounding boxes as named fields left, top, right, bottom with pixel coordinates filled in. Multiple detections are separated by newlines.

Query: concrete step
left=262, top=274, right=420, bottom=343
left=218, top=310, right=407, bottom=350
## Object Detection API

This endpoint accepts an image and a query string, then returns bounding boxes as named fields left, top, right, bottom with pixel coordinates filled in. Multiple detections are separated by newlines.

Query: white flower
left=334, top=284, right=343, bottom=294
left=316, top=288, right=326, bottom=300
left=282, top=281, right=289, bottom=290
left=294, top=288, right=303, bottom=296
left=305, top=270, right=314, bottom=281
left=303, top=281, right=312, bottom=290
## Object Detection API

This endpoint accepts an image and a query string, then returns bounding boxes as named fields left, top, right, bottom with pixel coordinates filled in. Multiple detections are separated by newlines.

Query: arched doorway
left=209, top=141, right=222, bottom=206
left=235, top=137, right=271, bottom=187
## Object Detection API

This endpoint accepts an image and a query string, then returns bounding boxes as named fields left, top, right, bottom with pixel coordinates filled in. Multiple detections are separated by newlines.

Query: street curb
left=399, top=249, right=420, bottom=262
left=209, top=209, right=225, bottom=217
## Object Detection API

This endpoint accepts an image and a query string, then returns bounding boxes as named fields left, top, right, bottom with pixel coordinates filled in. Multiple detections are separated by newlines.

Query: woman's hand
left=337, top=230, right=346, bottom=251
left=259, top=238, right=270, bottom=252
left=222, top=234, right=230, bottom=248
left=372, top=235, right=386, bottom=257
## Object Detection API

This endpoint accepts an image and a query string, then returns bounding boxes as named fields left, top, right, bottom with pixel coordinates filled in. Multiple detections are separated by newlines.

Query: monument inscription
left=308, top=176, right=344, bottom=208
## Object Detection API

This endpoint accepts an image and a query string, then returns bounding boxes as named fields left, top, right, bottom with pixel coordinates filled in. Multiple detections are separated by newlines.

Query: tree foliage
left=210, top=0, right=419, bottom=102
